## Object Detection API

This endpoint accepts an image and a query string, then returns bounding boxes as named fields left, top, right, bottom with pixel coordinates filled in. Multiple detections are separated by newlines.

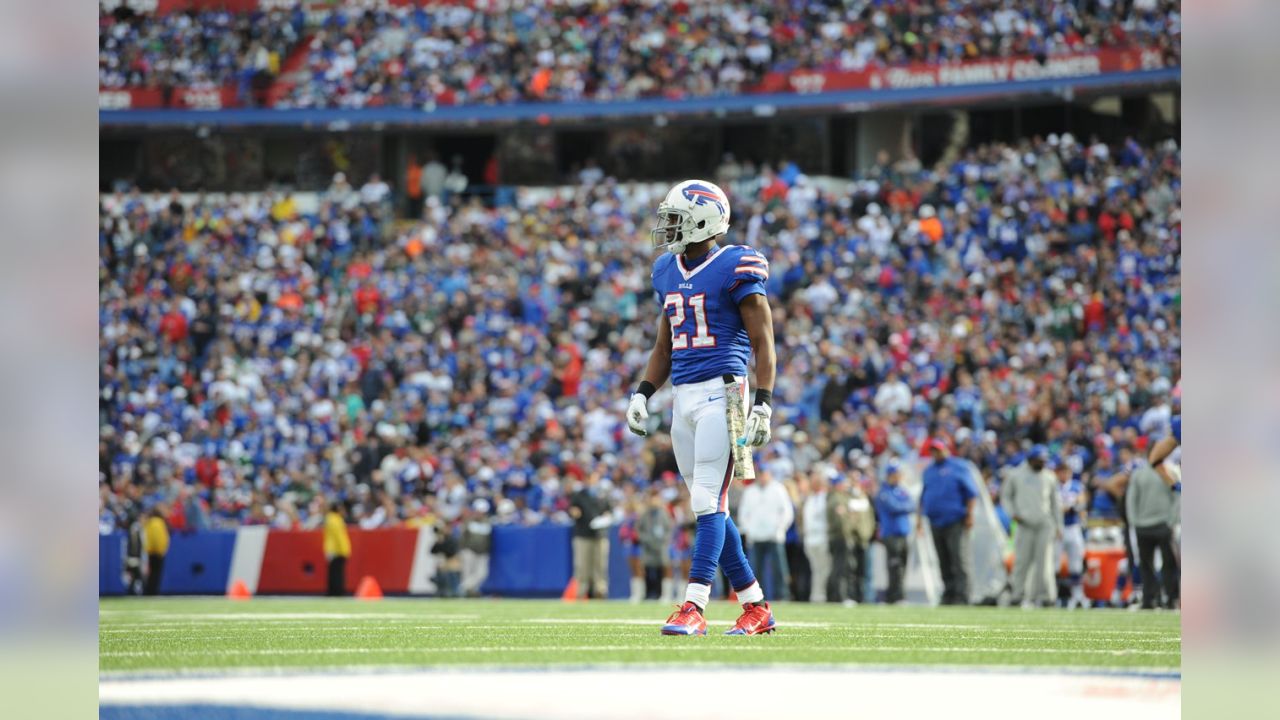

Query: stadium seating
left=99, top=133, right=1180, bottom=599
left=100, top=1, right=1182, bottom=109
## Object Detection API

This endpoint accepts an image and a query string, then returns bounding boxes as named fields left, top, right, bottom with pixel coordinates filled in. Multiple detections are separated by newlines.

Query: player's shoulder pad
left=724, top=244, right=769, bottom=282
left=652, top=253, right=676, bottom=280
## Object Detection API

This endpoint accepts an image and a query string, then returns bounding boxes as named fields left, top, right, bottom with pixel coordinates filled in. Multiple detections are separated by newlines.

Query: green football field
left=99, top=597, right=1180, bottom=674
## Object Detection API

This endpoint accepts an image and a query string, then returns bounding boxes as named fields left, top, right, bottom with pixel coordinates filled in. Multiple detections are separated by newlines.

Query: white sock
left=684, top=582, right=711, bottom=609
left=660, top=577, right=673, bottom=602
left=630, top=577, right=644, bottom=602
left=736, top=581, right=764, bottom=605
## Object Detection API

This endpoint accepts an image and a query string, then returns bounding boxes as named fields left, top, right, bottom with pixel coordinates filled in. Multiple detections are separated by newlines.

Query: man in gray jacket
left=1001, top=445, right=1062, bottom=607
left=1126, top=462, right=1180, bottom=609
left=636, top=487, right=673, bottom=600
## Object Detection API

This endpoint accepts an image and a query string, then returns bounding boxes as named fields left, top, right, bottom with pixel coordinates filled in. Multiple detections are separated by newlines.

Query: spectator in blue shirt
left=918, top=438, right=980, bottom=605
left=875, top=460, right=914, bottom=604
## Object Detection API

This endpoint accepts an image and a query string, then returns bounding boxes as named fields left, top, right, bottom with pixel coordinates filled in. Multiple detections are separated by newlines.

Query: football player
left=626, top=180, right=777, bottom=636
left=1054, top=456, right=1088, bottom=609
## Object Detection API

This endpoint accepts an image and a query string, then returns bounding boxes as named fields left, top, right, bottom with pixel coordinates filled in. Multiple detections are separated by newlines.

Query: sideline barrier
left=159, top=530, right=237, bottom=595
left=99, top=524, right=633, bottom=598
left=100, top=533, right=127, bottom=595
left=480, top=524, right=573, bottom=598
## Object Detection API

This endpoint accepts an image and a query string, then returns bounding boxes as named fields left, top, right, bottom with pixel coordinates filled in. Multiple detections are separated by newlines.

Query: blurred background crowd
left=98, top=127, right=1180, bottom=604
left=100, top=0, right=1181, bottom=108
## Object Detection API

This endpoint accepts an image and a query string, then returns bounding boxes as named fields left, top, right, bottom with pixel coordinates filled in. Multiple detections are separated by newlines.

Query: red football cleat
left=725, top=602, right=776, bottom=635
left=661, top=602, right=708, bottom=636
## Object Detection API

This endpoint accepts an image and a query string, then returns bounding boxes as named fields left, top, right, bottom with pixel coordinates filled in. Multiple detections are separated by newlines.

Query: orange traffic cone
left=561, top=577, right=579, bottom=602
left=227, top=579, right=252, bottom=600
left=355, top=576, right=383, bottom=600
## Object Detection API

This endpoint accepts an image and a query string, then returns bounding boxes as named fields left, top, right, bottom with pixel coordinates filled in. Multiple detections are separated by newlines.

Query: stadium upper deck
left=100, top=0, right=1180, bottom=120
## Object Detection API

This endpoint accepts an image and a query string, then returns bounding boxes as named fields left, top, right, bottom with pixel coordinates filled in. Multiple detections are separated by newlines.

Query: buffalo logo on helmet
left=681, top=184, right=725, bottom=216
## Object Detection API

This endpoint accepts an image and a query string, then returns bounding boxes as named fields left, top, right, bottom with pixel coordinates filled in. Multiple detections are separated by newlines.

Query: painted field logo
left=681, top=184, right=725, bottom=215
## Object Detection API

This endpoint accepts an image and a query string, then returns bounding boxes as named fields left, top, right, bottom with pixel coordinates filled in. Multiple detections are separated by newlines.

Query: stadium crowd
left=99, top=5, right=306, bottom=95
left=101, top=1, right=1181, bottom=108
left=98, top=130, right=1180, bottom=604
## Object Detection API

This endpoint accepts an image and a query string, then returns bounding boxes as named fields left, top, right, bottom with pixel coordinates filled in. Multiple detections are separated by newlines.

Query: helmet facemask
left=650, top=208, right=698, bottom=254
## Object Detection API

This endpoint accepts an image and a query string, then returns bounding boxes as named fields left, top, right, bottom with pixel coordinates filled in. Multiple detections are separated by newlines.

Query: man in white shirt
left=874, top=370, right=912, bottom=418
left=737, top=471, right=795, bottom=601
left=801, top=471, right=831, bottom=602
left=360, top=173, right=391, bottom=206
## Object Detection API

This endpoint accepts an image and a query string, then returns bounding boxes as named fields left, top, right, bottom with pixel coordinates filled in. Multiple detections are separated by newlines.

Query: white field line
left=526, top=617, right=832, bottom=627
left=98, top=668, right=1181, bottom=720
left=100, top=645, right=1180, bottom=659
left=522, top=614, right=1177, bottom=630
left=100, top=625, right=449, bottom=634
left=100, top=628, right=447, bottom=642
left=96, top=620, right=1179, bottom=639
left=100, top=612, right=479, bottom=621
left=823, top=622, right=1176, bottom=634
left=98, top=627, right=1180, bottom=645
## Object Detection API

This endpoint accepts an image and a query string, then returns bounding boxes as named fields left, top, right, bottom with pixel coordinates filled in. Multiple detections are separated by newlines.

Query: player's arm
left=739, top=293, right=775, bottom=396
left=626, top=313, right=672, bottom=436
left=739, top=293, right=776, bottom=447
left=1148, top=436, right=1179, bottom=487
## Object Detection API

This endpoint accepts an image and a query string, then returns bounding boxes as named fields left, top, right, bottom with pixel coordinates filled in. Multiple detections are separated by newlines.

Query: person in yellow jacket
left=142, top=507, right=170, bottom=596
left=323, top=502, right=352, bottom=596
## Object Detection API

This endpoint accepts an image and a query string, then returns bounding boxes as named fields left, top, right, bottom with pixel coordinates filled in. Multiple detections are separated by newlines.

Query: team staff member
left=1001, top=445, right=1062, bottom=607
left=324, top=501, right=352, bottom=596
left=569, top=471, right=612, bottom=600
left=142, top=506, right=170, bottom=596
left=918, top=439, right=980, bottom=605
left=875, top=461, right=914, bottom=604
left=1126, top=461, right=1180, bottom=609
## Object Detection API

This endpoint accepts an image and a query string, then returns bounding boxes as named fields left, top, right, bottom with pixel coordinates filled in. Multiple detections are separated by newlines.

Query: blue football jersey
left=652, top=244, right=768, bottom=385
left=1060, top=478, right=1085, bottom=527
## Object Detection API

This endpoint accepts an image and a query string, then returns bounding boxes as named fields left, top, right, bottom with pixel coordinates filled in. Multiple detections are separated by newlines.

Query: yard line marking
left=97, top=622, right=1177, bottom=645
left=100, top=645, right=1181, bottom=659
left=99, top=612, right=479, bottom=621
left=526, top=618, right=834, bottom=628
left=100, top=627, right=447, bottom=641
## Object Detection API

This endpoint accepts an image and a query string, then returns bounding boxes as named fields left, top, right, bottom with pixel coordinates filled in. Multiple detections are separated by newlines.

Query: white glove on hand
left=743, top=402, right=772, bottom=447
left=626, top=393, right=650, bottom=436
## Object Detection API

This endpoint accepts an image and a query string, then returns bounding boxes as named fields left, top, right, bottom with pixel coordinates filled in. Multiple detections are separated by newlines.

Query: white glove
left=742, top=402, right=772, bottom=447
left=626, top=392, right=650, bottom=436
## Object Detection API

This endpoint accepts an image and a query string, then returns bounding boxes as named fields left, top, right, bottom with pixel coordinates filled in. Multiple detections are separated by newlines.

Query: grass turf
left=99, top=597, right=1180, bottom=674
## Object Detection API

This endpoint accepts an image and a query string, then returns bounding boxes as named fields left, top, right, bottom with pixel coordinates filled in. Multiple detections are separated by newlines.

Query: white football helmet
left=650, top=179, right=731, bottom=254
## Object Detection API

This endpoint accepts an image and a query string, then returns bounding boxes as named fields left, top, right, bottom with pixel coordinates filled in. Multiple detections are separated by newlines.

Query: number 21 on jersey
left=663, top=293, right=716, bottom=349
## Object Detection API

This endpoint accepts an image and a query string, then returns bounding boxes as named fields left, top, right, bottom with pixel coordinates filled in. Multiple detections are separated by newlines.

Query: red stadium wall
left=256, top=529, right=327, bottom=594
left=106, top=0, right=308, bottom=14
left=253, top=527, right=422, bottom=594
left=345, top=528, right=420, bottom=594
left=750, top=47, right=1167, bottom=95
left=98, top=86, right=241, bottom=111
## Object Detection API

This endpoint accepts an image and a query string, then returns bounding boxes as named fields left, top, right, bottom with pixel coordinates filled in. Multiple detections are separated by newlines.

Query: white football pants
left=670, top=375, right=747, bottom=517
left=1059, top=524, right=1085, bottom=575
